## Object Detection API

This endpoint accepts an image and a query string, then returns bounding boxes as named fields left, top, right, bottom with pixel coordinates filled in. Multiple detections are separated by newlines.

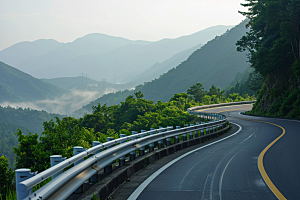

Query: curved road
left=132, top=104, right=300, bottom=200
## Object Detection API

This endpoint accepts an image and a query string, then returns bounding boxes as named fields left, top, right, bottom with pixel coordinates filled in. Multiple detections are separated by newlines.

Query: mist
left=0, top=90, right=102, bottom=116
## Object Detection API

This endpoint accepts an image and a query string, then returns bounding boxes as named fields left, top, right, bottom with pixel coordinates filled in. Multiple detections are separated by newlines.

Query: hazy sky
left=0, top=0, right=247, bottom=51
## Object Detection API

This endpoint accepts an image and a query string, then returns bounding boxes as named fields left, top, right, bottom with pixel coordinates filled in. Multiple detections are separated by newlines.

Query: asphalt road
left=133, top=104, right=300, bottom=200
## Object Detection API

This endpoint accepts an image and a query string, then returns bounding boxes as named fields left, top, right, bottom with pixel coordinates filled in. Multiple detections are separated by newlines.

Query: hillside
left=73, top=20, right=249, bottom=115
left=225, top=67, right=257, bottom=97
left=237, top=0, right=300, bottom=119
left=4, top=25, right=232, bottom=83
left=124, top=43, right=203, bottom=85
left=0, top=121, right=31, bottom=166
left=139, top=20, right=249, bottom=102
left=0, top=105, right=65, bottom=166
left=0, top=61, right=67, bottom=103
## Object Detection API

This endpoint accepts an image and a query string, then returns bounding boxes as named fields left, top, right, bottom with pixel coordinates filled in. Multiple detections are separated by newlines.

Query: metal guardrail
left=187, top=101, right=255, bottom=113
left=17, top=101, right=254, bottom=200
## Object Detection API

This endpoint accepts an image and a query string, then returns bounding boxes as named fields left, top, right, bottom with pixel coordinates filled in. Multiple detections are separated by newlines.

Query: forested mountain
left=0, top=39, right=64, bottom=67
left=126, top=43, right=203, bottom=85
left=74, top=21, right=249, bottom=114
left=237, top=0, right=300, bottom=119
left=0, top=61, right=67, bottom=102
left=2, top=25, right=232, bottom=83
left=0, top=106, right=64, bottom=134
left=225, top=67, right=257, bottom=97
left=138, top=20, right=249, bottom=102
left=0, top=106, right=65, bottom=166
left=0, top=121, right=31, bottom=166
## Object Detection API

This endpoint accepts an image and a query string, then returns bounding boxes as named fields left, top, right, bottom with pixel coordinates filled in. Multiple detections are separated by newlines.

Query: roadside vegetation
left=0, top=83, right=254, bottom=199
left=237, top=0, right=300, bottom=119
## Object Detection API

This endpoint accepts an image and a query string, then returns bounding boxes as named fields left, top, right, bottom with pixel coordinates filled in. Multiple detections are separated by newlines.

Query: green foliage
left=0, top=156, right=14, bottom=199
left=0, top=106, right=65, bottom=134
left=0, top=106, right=64, bottom=167
left=237, top=0, right=300, bottom=118
left=4, top=86, right=254, bottom=197
left=0, top=122, right=30, bottom=167
left=13, top=117, right=95, bottom=173
left=134, top=91, right=144, bottom=99
left=187, top=83, right=205, bottom=102
left=225, top=67, right=260, bottom=97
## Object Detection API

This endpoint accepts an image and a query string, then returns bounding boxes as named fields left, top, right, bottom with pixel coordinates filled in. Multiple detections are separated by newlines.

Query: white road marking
left=127, top=122, right=243, bottom=200
left=240, top=131, right=256, bottom=143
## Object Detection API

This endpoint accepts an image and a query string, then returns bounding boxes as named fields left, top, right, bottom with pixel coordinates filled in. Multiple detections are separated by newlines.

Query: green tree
left=0, top=156, right=14, bottom=198
left=134, top=91, right=144, bottom=99
left=187, top=83, right=205, bottom=102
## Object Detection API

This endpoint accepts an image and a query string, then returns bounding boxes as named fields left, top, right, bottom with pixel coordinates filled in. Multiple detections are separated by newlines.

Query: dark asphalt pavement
left=135, top=105, right=300, bottom=200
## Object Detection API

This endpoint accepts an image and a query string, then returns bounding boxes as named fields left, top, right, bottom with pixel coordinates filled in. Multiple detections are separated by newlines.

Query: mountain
left=127, top=43, right=203, bottom=85
left=4, top=25, right=233, bottom=83
left=0, top=106, right=65, bottom=166
left=0, top=121, right=31, bottom=166
left=138, top=21, right=249, bottom=102
left=0, top=39, right=64, bottom=67
left=73, top=20, right=249, bottom=114
left=225, top=67, right=257, bottom=97
left=0, top=61, right=67, bottom=103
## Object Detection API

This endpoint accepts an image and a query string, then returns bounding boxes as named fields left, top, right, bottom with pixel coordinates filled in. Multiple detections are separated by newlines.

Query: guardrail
left=16, top=101, right=254, bottom=200
left=187, top=101, right=255, bottom=113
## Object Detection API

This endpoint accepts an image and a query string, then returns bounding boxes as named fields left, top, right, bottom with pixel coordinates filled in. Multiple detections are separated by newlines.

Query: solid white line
left=127, top=122, right=243, bottom=200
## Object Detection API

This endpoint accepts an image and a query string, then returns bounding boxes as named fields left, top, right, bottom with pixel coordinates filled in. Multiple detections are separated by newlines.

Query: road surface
left=131, top=104, right=300, bottom=200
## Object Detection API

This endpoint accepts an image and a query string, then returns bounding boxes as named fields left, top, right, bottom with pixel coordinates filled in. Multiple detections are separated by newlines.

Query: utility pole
left=80, top=72, right=84, bottom=87
left=85, top=74, right=88, bottom=88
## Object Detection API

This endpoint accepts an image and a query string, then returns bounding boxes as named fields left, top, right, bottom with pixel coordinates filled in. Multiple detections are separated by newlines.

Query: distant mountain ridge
left=73, top=20, right=249, bottom=114
left=0, top=39, right=64, bottom=67
left=0, top=25, right=233, bottom=83
left=0, top=61, right=67, bottom=103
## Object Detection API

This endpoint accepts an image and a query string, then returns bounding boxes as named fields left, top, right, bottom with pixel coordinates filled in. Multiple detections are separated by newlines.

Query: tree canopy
left=236, top=0, right=300, bottom=118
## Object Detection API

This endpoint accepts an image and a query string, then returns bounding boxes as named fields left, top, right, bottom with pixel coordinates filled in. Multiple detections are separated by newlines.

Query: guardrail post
left=195, top=123, right=199, bottom=137
left=189, top=124, right=194, bottom=139
left=130, top=131, right=137, bottom=160
left=213, top=126, right=216, bottom=133
left=105, top=137, right=114, bottom=173
left=16, top=169, right=37, bottom=200
left=89, top=141, right=101, bottom=183
left=175, top=126, right=180, bottom=143
left=183, top=124, right=188, bottom=141
left=50, top=155, right=66, bottom=180
left=139, top=130, right=146, bottom=156
left=119, top=134, right=127, bottom=166
left=200, top=128, right=204, bottom=136
left=166, top=126, right=172, bottom=146
left=206, top=126, right=209, bottom=135
left=158, top=127, right=164, bottom=149
left=73, top=146, right=85, bottom=193
left=149, top=128, right=155, bottom=152
left=74, top=146, right=85, bottom=166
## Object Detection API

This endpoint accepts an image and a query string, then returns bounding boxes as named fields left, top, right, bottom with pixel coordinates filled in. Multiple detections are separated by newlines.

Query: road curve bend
left=131, top=104, right=300, bottom=200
